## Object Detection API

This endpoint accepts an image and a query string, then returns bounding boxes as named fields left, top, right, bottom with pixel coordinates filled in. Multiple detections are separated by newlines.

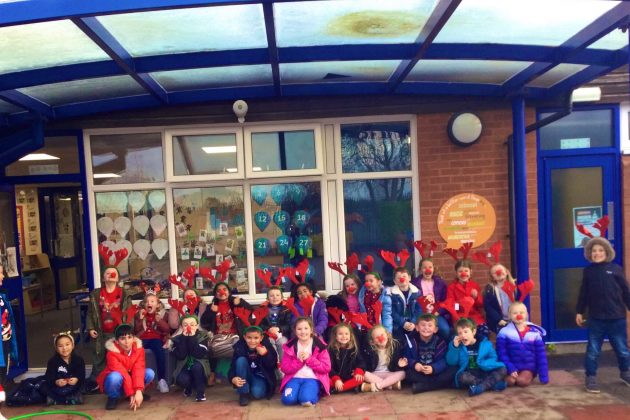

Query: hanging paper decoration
left=296, top=235, right=312, bottom=256
left=133, top=239, right=151, bottom=260
left=100, top=240, right=116, bottom=254
left=251, top=186, right=268, bottom=206
left=254, top=211, right=271, bottom=232
left=96, top=192, right=128, bottom=213
left=273, top=210, right=290, bottom=231
left=128, top=191, right=146, bottom=213
left=271, top=185, right=286, bottom=205
left=113, top=216, right=131, bottom=237
left=150, top=215, right=167, bottom=236
left=132, top=215, right=150, bottom=236
left=293, top=210, right=311, bottom=230
left=97, top=217, right=114, bottom=237
left=254, top=238, right=271, bottom=256
left=289, top=184, right=307, bottom=206
left=148, top=190, right=166, bottom=210
left=275, top=235, right=292, bottom=254
left=152, top=238, right=169, bottom=260
left=116, top=239, right=133, bottom=257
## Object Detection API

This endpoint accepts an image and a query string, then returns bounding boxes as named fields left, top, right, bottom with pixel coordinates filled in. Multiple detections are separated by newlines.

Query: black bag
left=6, top=376, right=46, bottom=406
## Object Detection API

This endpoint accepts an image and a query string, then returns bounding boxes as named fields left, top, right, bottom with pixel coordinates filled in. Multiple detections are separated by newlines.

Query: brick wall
left=416, top=108, right=541, bottom=323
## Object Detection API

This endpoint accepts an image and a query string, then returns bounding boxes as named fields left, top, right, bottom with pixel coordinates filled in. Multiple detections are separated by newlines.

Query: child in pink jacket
left=280, top=317, right=331, bottom=406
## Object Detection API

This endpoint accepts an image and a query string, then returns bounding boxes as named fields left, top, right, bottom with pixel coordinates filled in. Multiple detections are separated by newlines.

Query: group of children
left=37, top=230, right=630, bottom=410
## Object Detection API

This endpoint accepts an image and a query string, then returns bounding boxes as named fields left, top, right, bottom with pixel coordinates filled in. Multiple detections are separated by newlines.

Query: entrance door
left=40, top=188, right=86, bottom=308
left=540, top=154, right=621, bottom=341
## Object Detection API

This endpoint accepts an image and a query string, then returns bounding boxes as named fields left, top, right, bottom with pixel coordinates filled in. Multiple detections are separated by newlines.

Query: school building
left=0, top=0, right=628, bottom=376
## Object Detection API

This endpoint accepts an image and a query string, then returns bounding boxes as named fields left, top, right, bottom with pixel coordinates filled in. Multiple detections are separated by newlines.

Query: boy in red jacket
left=97, top=324, right=155, bottom=411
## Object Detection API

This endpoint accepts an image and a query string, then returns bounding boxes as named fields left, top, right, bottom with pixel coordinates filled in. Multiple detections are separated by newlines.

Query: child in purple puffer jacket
left=496, top=302, right=548, bottom=387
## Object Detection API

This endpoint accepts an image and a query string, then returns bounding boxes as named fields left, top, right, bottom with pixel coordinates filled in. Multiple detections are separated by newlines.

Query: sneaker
left=585, top=376, right=600, bottom=393
left=392, top=381, right=402, bottom=391
left=360, top=382, right=372, bottom=393
left=621, top=371, right=630, bottom=387
left=411, top=383, right=424, bottom=394
left=468, top=384, right=485, bottom=397
left=183, top=388, right=192, bottom=398
left=46, top=396, right=56, bottom=406
left=105, top=397, right=118, bottom=410
left=157, top=379, right=169, bottom=393
left=239, top=393, right=250, bottom=406
left=196, top=393, right=206, bottom=402
left=301, top=401, right=313, bottom=407
left=493, top=380, right=507, bottom=392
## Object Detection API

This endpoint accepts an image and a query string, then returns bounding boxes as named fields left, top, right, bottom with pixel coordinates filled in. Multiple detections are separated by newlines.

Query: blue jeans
left=104, top=368, right=155, bottom=398
left=585, top=318, right=630, bottom=376
left=143, top=338, right=166, bottom=380
left=176, top=361, right=207, bottom=396
left=234, top=357, right=268, bottom=399
left=437, top=315, right=451, bottom=340
left=281, top=377, right=320, bottom=405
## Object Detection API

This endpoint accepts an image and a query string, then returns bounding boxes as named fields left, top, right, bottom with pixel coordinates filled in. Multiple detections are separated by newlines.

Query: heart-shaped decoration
left=132, top=215, right=150, bottom=236
left=113, top=216, right=131, bottom=237
left=254, top=238, right=271, bottom=256
left=270, top=184, right=286, bottom=205
left=273, top=210, right=290, bottom=231
left=148, top=190, right=165, bottom=210
left=275, top=234, right=292, bottom=254
left=100, top=240, right=116, bottom=253
left=127, top=191, right=146, bottom=213
left=460, top=296, right=475, bottom=317
left=289, top=184, right=307, bottom=205
left=97, top=217, right=114, bottom=237
left=293, top=210, right=311, bottom=230
left=152, top=238, right=168, bottom=260
left=115, top=239, right=133, bottom=257
left=254, top=211, right=271, bottom=232
left=150, top=215, right=167, bottom=236
left=251, top=186, right=267, bottom=206
left=133, top=239, right=151, bottom=260
left=96, top=192, right=128, bottom=213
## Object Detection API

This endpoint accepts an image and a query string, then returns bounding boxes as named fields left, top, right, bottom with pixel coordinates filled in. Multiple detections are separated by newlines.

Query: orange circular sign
left=437, top=193, right=496, bottom=248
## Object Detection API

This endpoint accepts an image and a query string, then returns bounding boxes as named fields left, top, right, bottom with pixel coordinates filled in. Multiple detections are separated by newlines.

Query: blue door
left=540, top=154, right=621, bottom=341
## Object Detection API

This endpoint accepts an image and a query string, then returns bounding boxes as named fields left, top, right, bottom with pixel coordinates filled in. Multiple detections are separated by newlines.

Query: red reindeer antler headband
left=379, top=249, right=410, bottom=269
left=327, top=252, right=362, bottom=277
left=472, top=240, right=502, bottom=268
left=413, top=240, right=439, bottom=259
left=576, top=215, right=610, bottom=239
left=443, top=242, right=474, bottom=261
left=98, top=243, right=128, bottom=267
left=140, top=281, right=161, bottom=296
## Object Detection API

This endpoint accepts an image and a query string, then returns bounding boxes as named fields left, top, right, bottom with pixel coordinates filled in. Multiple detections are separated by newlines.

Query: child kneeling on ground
left=41, top=332, right=85, bottom=405
left=229, top=326, right=278, bottom=406
left=280, top=317, right=331, bottom=406
left=446, top=318, right=506, bottom=397
left=171, top=315, right=210, bottom=402
left=97, top=324, right=154, bottom=411
left=404, top=314, right=457, bottom=394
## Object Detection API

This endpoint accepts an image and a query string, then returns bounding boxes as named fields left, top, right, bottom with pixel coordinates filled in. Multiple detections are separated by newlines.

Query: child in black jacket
left=229, top=326, right=278, bottom=406
left=328, top=324, right=366, bottom=393
left=41, top=332, right=85, bottom=405
left=171, top=315, right=211, bottom=402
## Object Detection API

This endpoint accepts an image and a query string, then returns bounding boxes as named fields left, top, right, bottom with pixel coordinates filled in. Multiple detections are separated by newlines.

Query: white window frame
left=244, top=123, right=324, bottom=179
left=165, top=126, right=244, bottom=182
left=83, top=115, right=419, bottom=303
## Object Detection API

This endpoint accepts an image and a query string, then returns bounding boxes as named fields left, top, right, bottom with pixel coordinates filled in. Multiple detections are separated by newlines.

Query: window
left=90, top=132, right=164, bottom=184
left=6, top=136, right=80, bottom=176
left=250, top=181, right=324, bottom=293
left=341, top=122, right=411, bottom=173
left=94, top=189, right=170, bottom=298
left=539, top=109, right=613, bottom=151
left=172, top=186, right=248, bottom=295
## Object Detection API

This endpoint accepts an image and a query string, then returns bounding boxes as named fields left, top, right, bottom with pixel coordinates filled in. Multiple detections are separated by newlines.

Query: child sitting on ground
left=134, top=287, right=170, bottom=393
left=171, top=315, right=210, bottom=402
left=446, top=318, right=506, bottom=397
left=41, top=332, right=85, bottom=405
left=280, top=317, right=331, bottom=406
left=496, top=302, right=548, bottom=387
left=575, top=223, right=630, bottom=393
left=229, top=326, right=278, bottom=406
left=404, top=314, right=457, bottom=394
left=328, top=324, right=365, bottom=393
left=360, top=325, right=406, bottom=392
left=97, top=324, right=154, bottom=411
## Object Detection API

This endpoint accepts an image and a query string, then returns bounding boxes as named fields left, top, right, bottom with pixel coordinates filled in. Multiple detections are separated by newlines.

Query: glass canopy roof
left=0, top=0, right=627, bottom=125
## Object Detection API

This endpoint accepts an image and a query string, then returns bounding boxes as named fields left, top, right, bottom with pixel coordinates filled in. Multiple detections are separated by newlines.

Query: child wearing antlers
left=171, top=315, right=211, bottom=402
left=574, top=215, right=630, bottom=393
left=286, top=259, right=329, bottom=338
left=475, top=241, right=535, bottom=334
left=87, top=244, right=132, bottom=386
left=134, top=283, right=170, bottom=393
left=256, top=269, right=294, bottom=360
left=167, top=266, right=211, bottom=332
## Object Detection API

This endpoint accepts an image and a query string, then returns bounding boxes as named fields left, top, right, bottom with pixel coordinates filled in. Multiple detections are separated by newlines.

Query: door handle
left=607, top=201, right=614, bottom=241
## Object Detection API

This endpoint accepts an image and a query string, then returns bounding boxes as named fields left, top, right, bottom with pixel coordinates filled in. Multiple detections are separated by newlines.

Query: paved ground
left=3, top=358, right=630, bottom=420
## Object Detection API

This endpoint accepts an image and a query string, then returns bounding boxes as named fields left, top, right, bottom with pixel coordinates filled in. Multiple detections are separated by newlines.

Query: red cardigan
left=96, top=337, right=146, bottom=397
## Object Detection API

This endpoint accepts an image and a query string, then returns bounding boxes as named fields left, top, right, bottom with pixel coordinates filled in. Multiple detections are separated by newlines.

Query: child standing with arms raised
left=575, top=217, right=630, bottom=393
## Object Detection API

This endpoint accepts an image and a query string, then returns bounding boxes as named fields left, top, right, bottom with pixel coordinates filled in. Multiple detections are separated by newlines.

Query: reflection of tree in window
left=341, top=122, right=411, bottom=174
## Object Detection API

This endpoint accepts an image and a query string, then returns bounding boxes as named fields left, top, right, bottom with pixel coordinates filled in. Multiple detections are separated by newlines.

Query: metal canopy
left=0, top=0, right=628, bottom=126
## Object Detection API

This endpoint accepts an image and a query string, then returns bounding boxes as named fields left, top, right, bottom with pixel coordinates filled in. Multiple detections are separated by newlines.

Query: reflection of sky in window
left=173, top=134, right=237, bottom=175
left=125, top=147, right=164, bottom=182
left=92, top=152, right=117, bottom=167
left=252, top=131, right=315, bottom=171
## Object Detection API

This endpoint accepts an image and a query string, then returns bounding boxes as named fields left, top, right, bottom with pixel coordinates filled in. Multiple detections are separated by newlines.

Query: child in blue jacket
left=496, top=302, right=548, bottom=387
left=446, top=318, right=506, bottom=397
left=358, top=272, right=393, bottom=332
left=389, top=267, right=422, bottom=342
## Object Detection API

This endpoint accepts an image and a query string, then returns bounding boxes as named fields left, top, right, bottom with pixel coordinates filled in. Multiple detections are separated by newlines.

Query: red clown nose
left=108, top=271, right=117, bottom=279
left=376, top=335, right=386, bottom=344
left=495, top=269, right=504, bottom=276
left=347, top=286, right=357, bottom=294
left=186, top=325, right=192, bottom=334
left=424, top=269, right=432, bottom=275
left=218, top=290, right=227, bottom=297
left=459, top=273, right=469, bottom=278
left=516, top=314, right=524, bottom=321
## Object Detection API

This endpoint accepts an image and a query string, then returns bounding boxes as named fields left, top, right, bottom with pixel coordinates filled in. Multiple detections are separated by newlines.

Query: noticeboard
left=437, top=193, right=496, bottom=248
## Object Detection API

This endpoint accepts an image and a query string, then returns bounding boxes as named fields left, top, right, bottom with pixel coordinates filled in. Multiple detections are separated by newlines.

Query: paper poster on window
left=573, top=206, right=602, bottom=248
